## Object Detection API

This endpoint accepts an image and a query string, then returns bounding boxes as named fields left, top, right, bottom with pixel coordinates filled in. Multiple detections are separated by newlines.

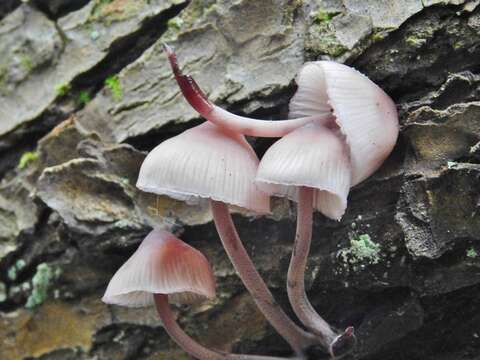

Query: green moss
left=55, top=83, right=71, bottom=97
left=18, top=151, right=39, bottom=170
left=371, top=30, right=390, bottom=42
left=371, top=33, right=383, bottom=42
left=306, top=21, right=347, bottom=57
left=105, top=75, right=123, bottom=101
left=405, top=35, right=426, bottom=47
left=25, top=263, right=61, bottom=309
left=338, top=234, right=381, bottom=269
left=20, top=55, right=34, bottom=72
left=168, top=17, right=184, bottom=31
left=78, top=90, right=92, bottom=105
left=466, top=247, right=478, bottom=258
left=312, top=10, right=339, bottom=24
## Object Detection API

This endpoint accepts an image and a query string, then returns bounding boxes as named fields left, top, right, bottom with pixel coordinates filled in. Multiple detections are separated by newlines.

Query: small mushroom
left=103, top=229, right=215, bottom=308
left=136, top=123, right=315, bottom=355
left=289, top=61, right=398, bottom=185
left=256, top=122, right=355, bottom=357
left=257, top=122, right=351, bottom=221
left=137, top=122, right=269, bottom=213
left=255, top=74, right=398, bottom=357
left=103, top=229, right=288, bottom=360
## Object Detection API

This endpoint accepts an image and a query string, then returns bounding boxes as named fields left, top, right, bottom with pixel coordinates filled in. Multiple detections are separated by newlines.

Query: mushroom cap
left=102, top=229, right=216, bottom=307
left=256, top=122, right=351, bottom=220
left=289, top=61, right=399, bottom=186
left=137, top=122, right=270, bottom=214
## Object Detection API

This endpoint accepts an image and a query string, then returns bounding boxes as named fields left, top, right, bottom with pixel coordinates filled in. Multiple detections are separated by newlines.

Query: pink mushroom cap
left=102, top=229, right=216, bottom=307
left=136, top=122, right=270, bottom=214
left=289, top=61, right=399, bottom=186
left=256, top=122, right=351, bottom=220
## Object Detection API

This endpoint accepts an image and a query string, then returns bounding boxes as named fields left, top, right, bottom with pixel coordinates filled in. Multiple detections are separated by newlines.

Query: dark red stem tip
left=344, top=326, right=354, bottom=337
left=162, top=42, right=214, bottom=116
left=329, top=326, right=357, bottom=359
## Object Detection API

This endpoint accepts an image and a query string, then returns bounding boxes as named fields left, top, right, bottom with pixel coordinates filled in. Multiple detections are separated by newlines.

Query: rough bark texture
left=0, top=1, right=479, bottom=359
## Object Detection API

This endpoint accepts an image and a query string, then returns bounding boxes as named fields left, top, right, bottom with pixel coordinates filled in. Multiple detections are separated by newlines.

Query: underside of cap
left=289, top=62, right=332, bottom=119
left=256, top=123, right=351, bottom=220
left=136, top=122, right=270, bottom=214
left=102, top=229, right=216, bottom=307
left=289, top=61, right=399, bottom=186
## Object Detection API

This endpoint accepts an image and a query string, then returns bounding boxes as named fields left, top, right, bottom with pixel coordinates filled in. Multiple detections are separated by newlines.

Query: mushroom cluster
left=102, top=44, right=399, bottom=360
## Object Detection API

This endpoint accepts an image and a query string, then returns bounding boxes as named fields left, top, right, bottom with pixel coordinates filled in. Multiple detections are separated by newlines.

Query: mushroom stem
left=287, top=187, right=336, bottom=346
left=155, top=293, right=221, bottom=359
left=163, top=43, right=332, bottom=138
left=210, top=200, right=316, bottom=356
left=154, top=293, right=293, bottom=360
left=287, top=187, right=356, bottom=358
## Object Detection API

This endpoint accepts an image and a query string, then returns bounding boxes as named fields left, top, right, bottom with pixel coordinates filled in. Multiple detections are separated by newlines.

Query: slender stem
left=287, top=188, right=357, bottom=358
left=154, top=293, right=293, bottom=360
left=287, top=187, right=336, bottom=347
left=163, top=43, right=332, bottom=138
left=208, top=107, right=333, bottom=138
left=155, top=293, right=222, bottom=359
left=210, top=200, right=315, bottom=355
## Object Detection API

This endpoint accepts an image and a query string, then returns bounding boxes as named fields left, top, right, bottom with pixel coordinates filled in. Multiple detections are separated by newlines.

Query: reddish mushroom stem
left=210, top=200, right=316, bottom=356
left=287, top=187, right=336, bottom=344
left=163, top=43, right=332, bottom=138
left=154, top=293, right=291, bottom=360
left=155, top=293, right=220, bottom=359
left=287, top=187, right=356, bottom=358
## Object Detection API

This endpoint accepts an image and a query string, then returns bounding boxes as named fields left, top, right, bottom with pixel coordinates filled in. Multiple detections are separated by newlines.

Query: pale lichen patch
left=466, top=247, right=478, bottom=258
left=7, top=259, right=26, bottom=280
left=25, top=263, right=62, bottom=309
left=337, top=233, right=382, bottom=272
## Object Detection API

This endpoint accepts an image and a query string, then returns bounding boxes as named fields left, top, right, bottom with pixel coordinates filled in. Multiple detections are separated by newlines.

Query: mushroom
left=103, top=229, right=290, bottom=360
left=288, top=61, right=399, bottom=186
left=162, top=45, right=399, bottom=358
left=255, top=62, right=399, bottom=357
left=256, top=122, right=356, bottom=357
left=136, top=123, right=315, bottom=355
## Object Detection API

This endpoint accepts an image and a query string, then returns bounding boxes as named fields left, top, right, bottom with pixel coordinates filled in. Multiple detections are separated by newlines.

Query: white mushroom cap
left=102, top=229, right=216, bottom=307
left=256, top=122, right=351, bottom=220
left=289, top=61, right=399, bottom=186
left=137, top=122, right=270, bottom=214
